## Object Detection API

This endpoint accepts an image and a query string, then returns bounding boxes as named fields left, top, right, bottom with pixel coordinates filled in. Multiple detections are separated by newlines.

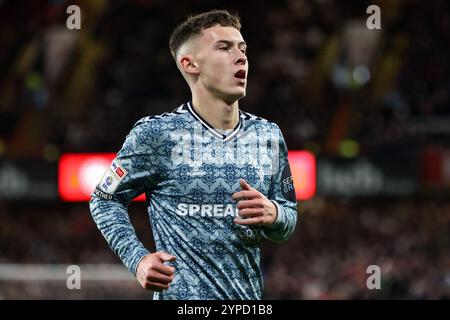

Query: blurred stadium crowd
left=0, top=199, right=448, bottom=299
left=0, top=0, right=449, bottom=299
left=1, top=0, right=450, bottom=155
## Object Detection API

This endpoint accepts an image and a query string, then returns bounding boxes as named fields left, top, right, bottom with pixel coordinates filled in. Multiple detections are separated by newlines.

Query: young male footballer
left=90, top=9, right=298, bottom=300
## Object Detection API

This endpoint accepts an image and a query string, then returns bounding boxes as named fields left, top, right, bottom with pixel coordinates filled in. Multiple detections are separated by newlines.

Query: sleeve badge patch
left=98, top=159, right=128, bottom=193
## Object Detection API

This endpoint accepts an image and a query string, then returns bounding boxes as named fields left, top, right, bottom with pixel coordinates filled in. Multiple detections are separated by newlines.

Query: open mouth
left=234, top=70, right=246, bottom=80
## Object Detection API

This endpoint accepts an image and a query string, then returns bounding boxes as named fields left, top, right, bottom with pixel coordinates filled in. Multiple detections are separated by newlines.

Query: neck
left=191, top=87, right=240, bottom=130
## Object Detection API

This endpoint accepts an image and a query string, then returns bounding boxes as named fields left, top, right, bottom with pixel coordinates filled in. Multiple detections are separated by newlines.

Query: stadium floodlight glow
left=58, top=153, right=146, bottom=202
left=59, top=152, right=316, bottom=202
left=287, top=151, right=316, bottom=200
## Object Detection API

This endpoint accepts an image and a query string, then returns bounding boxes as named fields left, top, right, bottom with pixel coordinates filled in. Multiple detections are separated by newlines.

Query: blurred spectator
left=0, top=199, right=448, bottom=299
left=0, top=0, right=449, bottom=299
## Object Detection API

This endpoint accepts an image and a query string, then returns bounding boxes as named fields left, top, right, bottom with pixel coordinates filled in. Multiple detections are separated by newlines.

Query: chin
left=232, top=88, right=247, bottom=99
left=218, top=87, right=246, bottom=104
left=227, top=92, right=246, bottom=103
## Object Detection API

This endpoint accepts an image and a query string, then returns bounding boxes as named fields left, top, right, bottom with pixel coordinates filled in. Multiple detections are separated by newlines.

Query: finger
left=238, top=208, right=263, bottom=218
left=234, top=217, right=264, bottom=226
left=147, top=272, right=174, bottom=285
left=231, top=190, right=259, bottom=201
left=152, top=261, right=175, bottom=276
left=236, top=199, right=264, bottom=210
left=239, top=179, right=252, bottom=191
left=145, top=281, right=170, bottom=292
left=159, top=252, right=177, bottom=263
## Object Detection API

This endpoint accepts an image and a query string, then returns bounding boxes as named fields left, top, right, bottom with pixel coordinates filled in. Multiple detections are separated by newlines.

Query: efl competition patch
left=111, top=159, right=127, bottom=178
left=98, top=159, right=128, bottom=193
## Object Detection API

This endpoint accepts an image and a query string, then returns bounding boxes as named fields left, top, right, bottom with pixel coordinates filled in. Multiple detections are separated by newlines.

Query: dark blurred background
left=0, top=0, right=449, bottom=299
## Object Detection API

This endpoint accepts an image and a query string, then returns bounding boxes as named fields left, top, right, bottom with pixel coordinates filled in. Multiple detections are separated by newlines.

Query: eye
left=219, top=46, right=228, bottom=51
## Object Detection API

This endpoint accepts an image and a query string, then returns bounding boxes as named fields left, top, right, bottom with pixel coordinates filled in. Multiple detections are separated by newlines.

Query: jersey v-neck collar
left=186, top=101, right=243, bottom=141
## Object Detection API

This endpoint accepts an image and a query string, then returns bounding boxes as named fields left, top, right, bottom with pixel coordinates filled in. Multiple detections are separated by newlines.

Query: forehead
left=199, top=25, right=245, bottom=44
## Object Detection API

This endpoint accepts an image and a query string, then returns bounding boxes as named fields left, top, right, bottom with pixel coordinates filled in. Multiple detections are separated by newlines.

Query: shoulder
left=122, top=103, right=189, bottom=151
left=240, top=110, right=282, bottom=133
left=133, top=103, right=190, bottom=129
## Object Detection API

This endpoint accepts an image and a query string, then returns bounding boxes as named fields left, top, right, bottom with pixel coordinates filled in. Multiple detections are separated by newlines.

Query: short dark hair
left=169, top=10, right=241, bottom=58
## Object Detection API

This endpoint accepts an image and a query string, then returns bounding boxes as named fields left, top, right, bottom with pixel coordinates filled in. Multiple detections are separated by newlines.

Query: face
left=191, top=25, right=248, bottom=103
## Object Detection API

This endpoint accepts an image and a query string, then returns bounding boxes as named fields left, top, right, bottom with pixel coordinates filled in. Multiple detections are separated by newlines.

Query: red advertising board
left=288, top=151, right=316, bottom=200
left=58, top=153, right=146, bottom=202
left=59, top=152, right=316, bottom=202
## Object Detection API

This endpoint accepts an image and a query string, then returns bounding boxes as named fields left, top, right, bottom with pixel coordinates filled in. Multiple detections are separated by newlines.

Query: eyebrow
left=215, top=40, right=247, bottom=48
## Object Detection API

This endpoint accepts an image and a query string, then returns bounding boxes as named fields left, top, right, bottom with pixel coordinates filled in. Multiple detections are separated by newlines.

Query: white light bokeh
left=78, top=158, right=110, bottom=195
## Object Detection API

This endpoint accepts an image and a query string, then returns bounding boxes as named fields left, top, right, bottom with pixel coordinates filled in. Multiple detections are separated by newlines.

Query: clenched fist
left=136, top=251, right=176, bottom=291
left=232, top=179, right=278, bottom=226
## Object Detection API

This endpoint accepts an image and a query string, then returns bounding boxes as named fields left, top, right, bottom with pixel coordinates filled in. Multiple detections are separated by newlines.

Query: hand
left=136, top=251, right=176, bottom=291
left=231, top=179, right=278, bottom=226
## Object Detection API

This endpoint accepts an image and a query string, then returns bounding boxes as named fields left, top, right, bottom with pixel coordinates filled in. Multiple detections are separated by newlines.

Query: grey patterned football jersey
left=89, top=102, right=298, bottom=300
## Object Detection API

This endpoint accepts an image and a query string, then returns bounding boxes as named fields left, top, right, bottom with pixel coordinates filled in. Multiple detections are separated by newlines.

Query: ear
left=179, top=56, right=199, bottom=75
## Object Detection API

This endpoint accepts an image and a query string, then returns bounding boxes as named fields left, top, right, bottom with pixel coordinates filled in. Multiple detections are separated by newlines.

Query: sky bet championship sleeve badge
left=281, top=165, right=296, bottom=202
left=97, top=159, right=128, bottom=194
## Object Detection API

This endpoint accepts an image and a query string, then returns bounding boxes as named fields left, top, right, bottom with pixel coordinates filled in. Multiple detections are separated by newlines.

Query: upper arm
left=93, top=119, right=162, bottom=204
left=269, top=125, right=296, bottom=205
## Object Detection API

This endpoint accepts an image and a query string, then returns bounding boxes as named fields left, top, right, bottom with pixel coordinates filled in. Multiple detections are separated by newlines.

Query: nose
left=234, top=49, right=247, bottom=66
